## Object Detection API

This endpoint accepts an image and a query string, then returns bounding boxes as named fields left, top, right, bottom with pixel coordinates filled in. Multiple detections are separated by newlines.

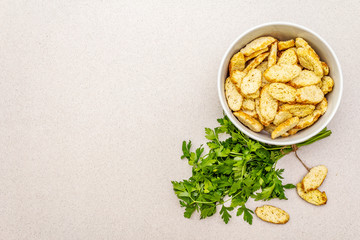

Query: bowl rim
left=218, top=21, right=343, bottom=145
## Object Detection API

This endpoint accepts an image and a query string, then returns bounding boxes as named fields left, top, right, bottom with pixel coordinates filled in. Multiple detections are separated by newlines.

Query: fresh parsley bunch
left=172, top=115, right=331, bottom=224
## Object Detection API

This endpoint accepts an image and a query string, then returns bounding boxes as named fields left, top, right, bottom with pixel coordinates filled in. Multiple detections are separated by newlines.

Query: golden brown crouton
left=230, top=70, right=246, bottom=92
left=296, top=85, right=324, bottom=104
left=260, top=85, right=278, bottom=123
left=233, top=111, right=263, bottom=132
left=241, top=69, right=262, bottom=96
left=225, top=77, right=243, bottom=111
left=320, top=76, right=334, bottom=95
left=264, top=124, right=277, bottom=134
left=244, top=47, right=269, bottom=62
left=255, top=205, right=289, bottom=224
left=273, top=110, right=293, bottom=126
left=321, top=61, right=329, bottom=75
left=297, top=47, right=323, bottom=77
left=302, top=165, right=328, bottom=192
left=271, top=117, right=299, bottom=139
left=255, top=61, right=271, bottom=87
left=279, top=104, right=315, bottom=117
left=264, top=64, right=301, bottom=83
left=243, top=52, right=269, bottom=74
left=296, top=183, right=327, bottom=206
left=316, top=98, right=328, bottom=115
left=268, top=83, right=296, bottom=103
left=240, top=36, right=276, bottom=56
left=277, top=48, right=298, bottom=65
left=255, top=98, right=271, bottom=126
left=289, top=70, right=322, bottom=88
left=278, top=39, right=295, bottom=50
left=267, top=42, right=278, bottom=68
left=242, top=98, right=255, bottom=111
left=229, top=51, right=245, bottom=74
left=295, top=110, right=322, bottom=130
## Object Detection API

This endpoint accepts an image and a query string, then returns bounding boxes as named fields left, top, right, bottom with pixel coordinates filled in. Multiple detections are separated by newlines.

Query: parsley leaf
left=184, top=205, right=196, bottom=218
left=220, top=206, right=233, bottom=224
left=283, top=183, right=296, bottom=189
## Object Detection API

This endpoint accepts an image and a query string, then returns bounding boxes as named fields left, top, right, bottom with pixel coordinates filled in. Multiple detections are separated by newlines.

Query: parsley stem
left=215, top=190, right=244, bottom=207
left=229, top=152, right=243, bottom=156
left=190, top=200, right=215, bottom=205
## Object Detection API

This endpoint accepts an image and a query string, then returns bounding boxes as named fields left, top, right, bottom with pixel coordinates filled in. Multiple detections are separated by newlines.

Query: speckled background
left=0, top=1, right=359, bottom=239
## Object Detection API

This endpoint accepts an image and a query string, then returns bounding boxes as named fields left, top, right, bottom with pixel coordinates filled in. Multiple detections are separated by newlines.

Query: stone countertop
left=0, top=1, right=359, bottom=239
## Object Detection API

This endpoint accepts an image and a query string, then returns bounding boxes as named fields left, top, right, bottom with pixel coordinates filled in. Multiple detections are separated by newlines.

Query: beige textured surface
left=0, top=1, right=359, bottom=239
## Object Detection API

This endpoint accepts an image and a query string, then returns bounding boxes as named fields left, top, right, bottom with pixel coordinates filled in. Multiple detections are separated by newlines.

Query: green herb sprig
left=172, top=115, right=331, bottom=224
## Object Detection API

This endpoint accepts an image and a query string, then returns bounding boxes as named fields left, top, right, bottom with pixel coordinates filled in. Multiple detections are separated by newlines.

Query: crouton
left=233, top=111, right=263, bottom=132
left=297, top=47, right=323, bottom=77
left=296, top=183, right=327, bottom=205
left=320, top=76, right=334, bottom=95
left=278, top=39, right=295, bottom=50
left=225, top=77, right=243, bottom=111
left=315, top=98, right=328, bottom=115
left=273, top=111, right=293, bottom=126
left=243, top=52, right=270, bottom=73
left=264, top=64, right=301, bottom=83
left=242, top=98, right=255, bottom=111
left=255, top=205, right=289, bottom=224
left=277, top=48, right=298, bottom=65
left=268, top=42, right=278, bottom=68
left=271, top=117, right=299, bottom=139
left=260, top=85, right=278, bottom=123
left=229, top=51, right=245, bottom=73
left=279, top=104, right=315, bottom=117
left=296, top=85, right=324, bottom=104
left=240, top=36, right=276, bottom=56
left=289, top=70, right=322, bottom=88
left=241, top=69, right=262, bottom=96
left=302, top=165, right=328, bottom=192
left=295, top=110, right=322, bottom=130
left=268, top=83, right=296, bottom=103
left=244, top=47, right=269, bottom=62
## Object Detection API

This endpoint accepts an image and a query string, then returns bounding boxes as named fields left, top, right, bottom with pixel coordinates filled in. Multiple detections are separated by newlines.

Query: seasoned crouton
left=279, top=104, right=315, bottom=117
left=241, top=69, right=262, bottom=96
left=277, top=48, right=298, bottom=65
left=278, top=39, right=295, bottom=50
left=233, top=111, right=263, bottom=132
left=297, top=47, right=323, bottom=77
left=268, top=83, right=296, bottom=103
left=255, top=98, right=270, bottom=126
left=273, top=111, right=292, bottom=126
left=296, top=85, right=324, bottom=104
left=225, top=77, right=243, bottom=111
left=316, top=98, right=328, bottom=115
left=264, top=64, right=301, bottom=83
left=243, top=52, right=269, bottom=73
left=255, top=205, right=289, bottom=224
left=320, top=76, right=334, bottom=95
left=289, top=70, right=322, bottom=88
left=244, top=47, right=269, bottom=62
left=302, top=165, right=328, bottom=192
left=321, top=61, right=329, bottom=75
left=240, top=36, right=276, bottom=56
left=268, top=42, right=278, bottom=68
left=260, top=85, right=278, bottom=123
left=295, top=110, right=322, bottom=130
left=242, top=98, right=255, bottom=111
left=271, top=117, right=299, bottom=139
left=296, top=183, right=327, bottom=205
left=229, top=51, right=245, bottom=73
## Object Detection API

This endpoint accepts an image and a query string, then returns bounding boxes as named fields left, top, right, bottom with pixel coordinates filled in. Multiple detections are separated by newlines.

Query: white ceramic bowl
left=218, top=22, right=343, bottom=145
